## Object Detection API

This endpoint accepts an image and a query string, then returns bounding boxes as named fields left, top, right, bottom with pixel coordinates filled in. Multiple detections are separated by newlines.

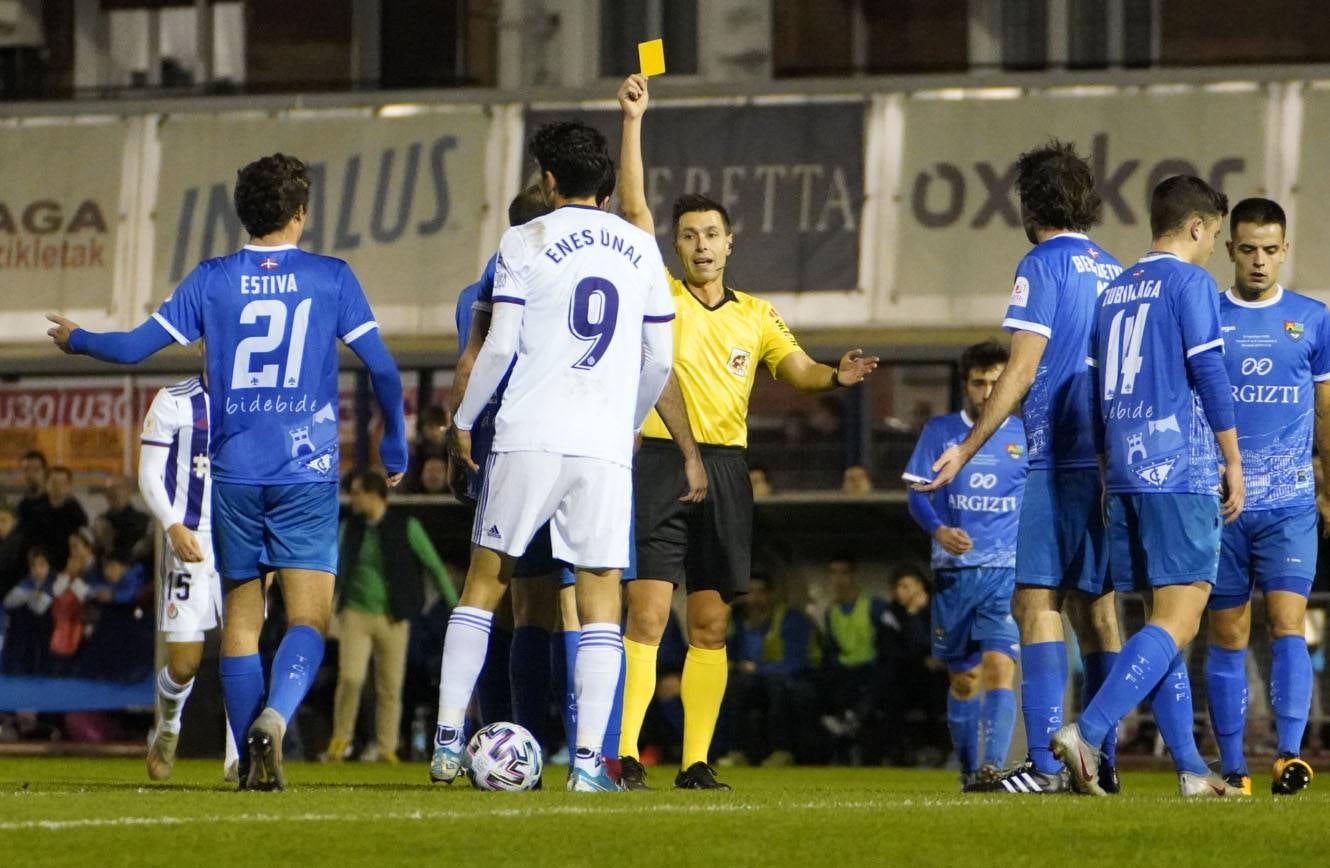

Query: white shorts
left=472, top=451, right=632, bottom=569
left=158, top=529, right=223, bottom=642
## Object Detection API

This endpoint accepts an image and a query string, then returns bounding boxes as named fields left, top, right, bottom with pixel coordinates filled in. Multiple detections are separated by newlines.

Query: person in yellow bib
left=615, top=74, right=880, bottom=790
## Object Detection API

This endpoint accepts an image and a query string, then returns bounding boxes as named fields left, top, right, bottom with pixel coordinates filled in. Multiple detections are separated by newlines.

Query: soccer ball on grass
left=466, top=722, right=543, bottom=791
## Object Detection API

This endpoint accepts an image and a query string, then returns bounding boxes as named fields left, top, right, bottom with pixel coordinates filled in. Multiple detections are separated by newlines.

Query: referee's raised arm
left=618, top=74, right=655, bottom=236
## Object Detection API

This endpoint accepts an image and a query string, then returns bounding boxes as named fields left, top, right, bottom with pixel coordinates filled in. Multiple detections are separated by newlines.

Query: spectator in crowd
left=327, top=470, right=459, bottom=763
left=722, top=572, right=821, bottom=766
left=749, top=465, right=773, bottom=499
left=24, top=466, right=87, bottom=573
left=99, top=475, right=150, bottom=564
left=842, top=465, right=874, bottom=496
left=79, top=549, right=154, bottom=682
left=15, top=450, right=48, bottom=531
left=879, top=563, right=949, bottom=764
left=47, top=531, right=98, bottom=675
left=1, top=547, right=55, bottom=675
left=417, top=455, right=449, bottom=496
left=0, top=503, right=24, bottom=598
left=821, top=555, right=888, bottom=763
left=412, top=406, right=449, bottom=466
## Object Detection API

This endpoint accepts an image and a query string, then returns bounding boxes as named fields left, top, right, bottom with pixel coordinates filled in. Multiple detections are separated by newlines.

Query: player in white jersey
left=432, top=121, right=674, bottom=792
left=138, top=372, right=239, bottom=781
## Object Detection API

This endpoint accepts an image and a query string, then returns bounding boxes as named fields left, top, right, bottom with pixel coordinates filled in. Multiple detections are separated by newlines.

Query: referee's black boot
left=674, top=762, right=732, bottom=790
left=620, top=756, right=651, bottom=791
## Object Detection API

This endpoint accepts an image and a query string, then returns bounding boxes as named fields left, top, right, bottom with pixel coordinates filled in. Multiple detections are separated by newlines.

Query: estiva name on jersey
left=239, top=273, right=300, bottom=295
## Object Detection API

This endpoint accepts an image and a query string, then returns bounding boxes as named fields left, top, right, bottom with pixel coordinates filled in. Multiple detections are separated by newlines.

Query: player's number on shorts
left=166, top=571, right=191, bottom=601
left=1103, top=303, right=1150, bottom=401
left=567, top=277, right=619, bottom=370
left=231, top=298, right=313, bottom=389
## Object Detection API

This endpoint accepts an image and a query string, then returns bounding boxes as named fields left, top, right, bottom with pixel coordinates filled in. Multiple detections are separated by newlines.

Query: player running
left=903, top=340, right=1026, bottom=789
left=431, top=120, right=675, bottom=792
left=1204, top=197, right=1327, bottom=796
left=139, top=368, right=241, bottom=782
left=920, top=141, right=1124, bottom=794
left=615, top=74, right=878, bottom=791
left=1053, top=175, right=1245, bottom=798
left=47, top=154, right=408, bottom=790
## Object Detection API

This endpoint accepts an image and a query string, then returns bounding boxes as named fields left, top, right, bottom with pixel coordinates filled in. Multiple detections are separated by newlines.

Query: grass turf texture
left=5, top=759, right=1330, bottom=867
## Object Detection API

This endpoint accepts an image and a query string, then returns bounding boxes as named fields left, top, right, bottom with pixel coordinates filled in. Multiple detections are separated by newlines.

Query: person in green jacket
left=327, top=469, right=458, bottom=762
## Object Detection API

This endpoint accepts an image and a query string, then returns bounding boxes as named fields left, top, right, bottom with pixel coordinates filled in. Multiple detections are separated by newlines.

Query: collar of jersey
left=1139, top=251, right=1182, bottom=263
left=1042, top=231, right=1089, bottom=242
left=685, top=285, right=737, bottom=311
left=558, top=204, right=601, bottom=212
left=961, top=410, right=1010, bottom=430
left=1225, top=285, right=1284, bottom=308
left=244, top=243, right=299, bottom=252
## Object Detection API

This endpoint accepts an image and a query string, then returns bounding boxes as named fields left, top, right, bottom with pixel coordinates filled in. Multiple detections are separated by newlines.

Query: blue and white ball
left=466, top=722, right=544, bottom=791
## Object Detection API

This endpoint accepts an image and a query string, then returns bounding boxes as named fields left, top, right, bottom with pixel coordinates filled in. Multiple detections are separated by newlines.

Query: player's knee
left=1268, top=612, right=1306, bottom=639
left=626, top=601, right=670, bottom=643
left=1208, top=611, right=1249, bottom=649
left=688, top=608, right=730, bottom=649
left=949, top=668, right=980, bottom=700
left=980, top=653, right=1015, bottom=691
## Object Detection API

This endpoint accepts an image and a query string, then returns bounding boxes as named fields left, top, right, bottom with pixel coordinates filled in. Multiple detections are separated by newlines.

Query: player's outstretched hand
left=46, top=314, right=79, bottom=354
left=915, top=443, right=969, bottom=492
left=385, top=472, right=404, bottom=488
left=679, top=453, right=708, bottom=503
left=448, top=425, right=479, bottom=473
left=618, top=74, right=649, bottom=119
left=836, top=349, right=879, bottom=387
left=933, top=526, right=972, bottom=556
left=1220, top=461, right=1245, bottom=524
left=167, top=523, right=205, bottom=563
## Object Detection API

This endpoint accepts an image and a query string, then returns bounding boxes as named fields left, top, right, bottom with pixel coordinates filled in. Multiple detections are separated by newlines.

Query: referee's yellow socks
left=619, top=637, right=658, bottom=759
left=681, top=645, right=728, bottom=768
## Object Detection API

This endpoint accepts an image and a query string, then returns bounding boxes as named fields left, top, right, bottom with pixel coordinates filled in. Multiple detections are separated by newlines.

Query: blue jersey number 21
left=568, top=277, right=619, bottom=369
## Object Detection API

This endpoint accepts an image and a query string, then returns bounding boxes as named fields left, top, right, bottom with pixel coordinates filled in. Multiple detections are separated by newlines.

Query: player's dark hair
left=508, top=185, right=550, bottom=227
left=353, top=469, right=390, bottom=500
left=48, top=466, right=72, bottom=481
left=1229, top=197, right=1286, bottom=235
left=528, top=122, right=615, bottom=201
left=959, top=339, right=1009, bottom=380
left=672, top=193, right=732, bottom=235
left=234, top=153, right=312, bottom=238
left=1015, top=140, right=1102, bottom=232
left=1150, top=176, right=1229, bottom=238
left=22, top=450, right=47, bottom=468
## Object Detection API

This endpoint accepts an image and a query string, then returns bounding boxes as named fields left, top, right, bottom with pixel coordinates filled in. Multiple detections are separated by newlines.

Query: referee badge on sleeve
left=726, top=348, right=752, bottom=379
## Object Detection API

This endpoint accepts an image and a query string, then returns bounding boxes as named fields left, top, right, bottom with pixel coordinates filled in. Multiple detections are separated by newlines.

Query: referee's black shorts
left=633, top=437, right=752, bottom=602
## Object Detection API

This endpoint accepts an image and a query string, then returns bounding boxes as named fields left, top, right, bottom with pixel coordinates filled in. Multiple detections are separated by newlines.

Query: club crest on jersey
left=288, top=426, right=314, bottom=457
left=1286, top=320, right=1305, bottom=340
left=259, top=257, right=280, bottom=270
left=726, top=348, right=751, bottom=379
left=304, top=452, right=334, bottom=475
left=1006, top=443, right=1025, bottom=460
left=1131, top=456, right=1177, bottom=488
left=167, top=603, right=178, bottom=619
left=1009, top=276, right=1029, bottom=308
left=192, top=454, right=209, bottom=479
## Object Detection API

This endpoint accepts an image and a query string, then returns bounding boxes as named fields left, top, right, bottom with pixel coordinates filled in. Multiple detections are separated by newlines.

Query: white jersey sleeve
left=139, top=388, right=186, bottom=530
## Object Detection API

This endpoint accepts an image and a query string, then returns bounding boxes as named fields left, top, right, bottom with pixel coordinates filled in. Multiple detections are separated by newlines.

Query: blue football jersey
left=1221, top=286, right=1330, bottom=510
left=904, top=411, right=1028, bottom=570
left=1003, top=233, right=1123, bottom=471
left=1092, top=252, right=1225, bottom=495
left=153, top=244, right=379, bottom=486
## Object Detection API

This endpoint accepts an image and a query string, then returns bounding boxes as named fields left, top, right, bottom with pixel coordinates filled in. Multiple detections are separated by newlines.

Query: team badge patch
left=167, top=603, right=178, bottom=619
left=1006, top=443, right=1025, bottom=460
left=1131, top=456, right=1177, bottom=488
left=1009, top=276, right=1029, bottom=308
left=726, top=348, right=751, bottom=379
left=259, top=257, right=280, bottom=270
left=1286, top=320, right=1305, bottom=340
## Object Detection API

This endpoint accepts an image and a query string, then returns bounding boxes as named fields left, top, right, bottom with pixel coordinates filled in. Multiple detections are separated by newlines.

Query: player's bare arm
left=1317, top=382, right=1330, bottom=533
left=917, top=331, right=1044, bottom=492
left=617, top=74, right=655, bottom=236
left=1215, top=427, right=1245, bottom=523
left=653, top=373, right=707, bottom=502
left=449, top=308, right=491, bottom=417
left=775, top=348, right=879, bottom=394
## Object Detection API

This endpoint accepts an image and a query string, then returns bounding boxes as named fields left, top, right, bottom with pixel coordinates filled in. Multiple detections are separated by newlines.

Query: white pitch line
left=0, top=799, right=902, bottom=833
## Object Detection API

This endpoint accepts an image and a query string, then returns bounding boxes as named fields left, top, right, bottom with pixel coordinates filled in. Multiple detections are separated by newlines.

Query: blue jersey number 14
left=231, top=299, right=312, bottom=389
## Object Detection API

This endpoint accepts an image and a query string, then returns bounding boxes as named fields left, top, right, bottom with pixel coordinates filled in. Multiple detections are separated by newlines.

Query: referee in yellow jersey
left=615, top=75, right=880, bottom=789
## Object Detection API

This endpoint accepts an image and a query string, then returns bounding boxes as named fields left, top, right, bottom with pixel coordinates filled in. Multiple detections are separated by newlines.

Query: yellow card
left=638, top=39, right=665, bottom=77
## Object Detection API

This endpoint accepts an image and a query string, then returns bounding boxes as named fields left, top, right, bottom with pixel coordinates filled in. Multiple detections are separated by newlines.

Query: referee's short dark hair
left=1229, top=197, right=1286, bottom=235
left=1150, top=176, right=1229, bottom=239
left=673, top=193, right=731, bottom=234
left=959, top=340, right=1009, bottom=380
left=353, top=469, right=390, bottom=500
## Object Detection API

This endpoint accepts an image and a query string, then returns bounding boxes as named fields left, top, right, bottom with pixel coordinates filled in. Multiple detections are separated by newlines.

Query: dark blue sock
left=947, top=693, right=981, bottom=773
left=265, top=625, right=324, bottom=724
left=602, top=644, right=625, bottom=759
left=1148, top=651, right=1208, bottom=776
left=1271, top=635, right=1312, bottom=756
left=1082, top=651, right=1120, bottom=766
left=1205, top=645, right=1248, bottom=775
left=980, top=688, right=1016, bottom=768
left=509, top=626, right=551, bottom=744
left=220, top=653, right=264, bottom=750
left=1079, top=625, right=1175, bottom=749
left=476, top=628, right=512, bottom=724
left=561, top=629, right=580, bottom=750
left=1020, top=641, right=1068, bottom=774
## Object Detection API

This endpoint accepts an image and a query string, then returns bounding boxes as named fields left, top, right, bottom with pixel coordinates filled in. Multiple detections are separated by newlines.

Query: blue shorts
left=1210, top=505, right=1318, bottom=610
left=212, top=481, right=339, bottom=581
left=1107, top=493, right=1221, bottom=592
left=1015, top=467, right=1109, bottom=595
left=930, top=567, right=1020, bottom=669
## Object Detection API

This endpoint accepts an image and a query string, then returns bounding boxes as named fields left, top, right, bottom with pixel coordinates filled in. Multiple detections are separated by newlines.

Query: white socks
left=573, top=623, right=623, bottom=773
left=435, top=606, right=494, bottom=744
left=155, top=668, right=195, bottom=734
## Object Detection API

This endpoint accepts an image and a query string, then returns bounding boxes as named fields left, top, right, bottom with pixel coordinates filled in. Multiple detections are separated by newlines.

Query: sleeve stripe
left=140, top=439, right=172, bottom=447
left=1314, top=372, right=1330, bottom=383
left=1001, top=317, right=1053, bottom=339
left=644, top=313, right=676, bottom=323
left=1185, top=337, right=1225, bottom=358
left=900, top=472, right=934, bottom=484
left=151, top=312, right=190, bottom=346
left=342, top=321, right=379, bottom=344
left=491, top=295, right=525, bottom=306
left=471, top=300, right=493, bottom=313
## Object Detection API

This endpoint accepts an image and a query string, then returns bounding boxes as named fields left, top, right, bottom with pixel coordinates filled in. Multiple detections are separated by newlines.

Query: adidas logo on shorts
left=485, top=524, right=502, bottom=540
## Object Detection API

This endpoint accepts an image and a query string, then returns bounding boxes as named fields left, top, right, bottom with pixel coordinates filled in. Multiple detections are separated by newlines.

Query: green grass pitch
left=4, top=758, right=1330, bottom=867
